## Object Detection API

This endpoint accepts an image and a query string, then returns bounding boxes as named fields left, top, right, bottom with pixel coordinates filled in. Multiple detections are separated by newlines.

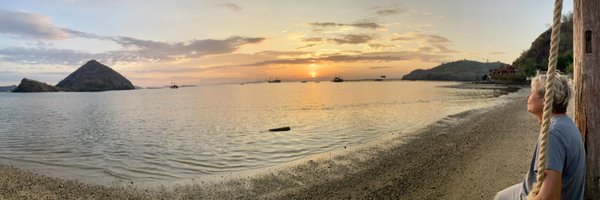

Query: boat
left=331, top=77, right=344, bottom=82
left=267, top=77, right=282, bottom=83
left=301, top=80, right=307, bottom=83
left=170, top=81, right=179, bottom=89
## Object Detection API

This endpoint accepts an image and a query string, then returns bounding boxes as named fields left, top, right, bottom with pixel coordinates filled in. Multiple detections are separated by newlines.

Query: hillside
left=402, top=60, right=505, bottom=81
left=12, top=79, right=59, bottom=93
left=56, top=60, right=134, bottom=92
left=513, top=14, right=573, bottom=75
left=10, top=60, right=134, bottom=93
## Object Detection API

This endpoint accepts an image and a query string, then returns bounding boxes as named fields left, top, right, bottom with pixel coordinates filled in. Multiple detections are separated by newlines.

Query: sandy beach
left=0, top=86, right=540, bottom=199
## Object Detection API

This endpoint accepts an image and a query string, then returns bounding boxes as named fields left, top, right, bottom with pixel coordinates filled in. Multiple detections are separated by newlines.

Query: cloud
left=0, top=36, right=266, bottom=65
left=236, top=51, right=447, bottom=67
left=369, top=5, right=409, bottom=16
left=214, top=2, right=242, bottom=12
left=351, top=22, right=383, bottom=29
left=0, top=9, right=69, bottom=40
left=376, top=9, right=405, bottom=16
left=0, top=47, right=94, bottom=65
left=422, top=35, right=451, bottom=43
left=487, top=51, right=505, bottom=55
left=297, top=34, right=375, bottom=48
left=370, top=66, right=393, bottom=70
left=308, top=22, right=337, bottom=28
left=112, top=36, right=264, bottom=58
left=407, top=23, right=433, bottom=31
left=0, top=9, right=117, bottom=41
left=391, top=32, right=459, bottom=53
left=126, top=50, right=448, bottom=81
left=296, top=43, right=318, bottom=49
left=416, top=46, right=435, bottom=52
left=308, top=22, right=384, bottom=30
left=302, top=37, right=324, bottom=42
left=297, top=38, right=324, bottom=49
left=0, top=9, right=267, bottom=65
left=0, top=70, right=68, bottom=85
left=129, top=67, right=211, bottom=74
left=330, top=34, right=374, bottom=44
left=391, top=32, right=451, bottom=44
left=255, top=51, right=312, bottom=57
left=64, top=29, right=107, bottom=40
left=368, top=43, right=396, bottom=50
left=433, top=44, right=459, bottom=53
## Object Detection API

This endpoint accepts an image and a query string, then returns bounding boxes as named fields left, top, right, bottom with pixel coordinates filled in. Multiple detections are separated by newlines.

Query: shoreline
left=0, top=86, right=537, bottom=199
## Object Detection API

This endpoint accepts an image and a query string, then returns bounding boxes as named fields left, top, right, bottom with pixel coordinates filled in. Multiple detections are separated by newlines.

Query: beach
left=0, top=86, right=540, bottom=199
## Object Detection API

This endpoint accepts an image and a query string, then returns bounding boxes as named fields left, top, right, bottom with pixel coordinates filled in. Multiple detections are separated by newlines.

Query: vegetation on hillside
left=402, top=60, right=505, bottom=81
left=512, top=13, right=574, bottom=77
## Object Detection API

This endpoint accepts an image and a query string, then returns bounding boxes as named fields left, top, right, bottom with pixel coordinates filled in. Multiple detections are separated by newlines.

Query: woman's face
left=527, top=85, right=545, bottom=115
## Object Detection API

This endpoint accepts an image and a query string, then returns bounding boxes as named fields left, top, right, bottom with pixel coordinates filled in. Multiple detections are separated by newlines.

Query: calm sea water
left=0, top=81, right=505, bottom=185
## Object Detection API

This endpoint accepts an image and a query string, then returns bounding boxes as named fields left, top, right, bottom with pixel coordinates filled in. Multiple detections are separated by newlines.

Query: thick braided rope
left=528, top=0, right=562, bottom=199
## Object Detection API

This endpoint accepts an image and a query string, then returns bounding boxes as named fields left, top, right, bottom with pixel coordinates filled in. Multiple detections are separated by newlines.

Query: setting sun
left=311, top=72, right=317, bottom=78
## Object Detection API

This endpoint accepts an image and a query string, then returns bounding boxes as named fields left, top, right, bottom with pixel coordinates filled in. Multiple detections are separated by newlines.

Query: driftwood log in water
left=269, top=127, right=291, bottom=132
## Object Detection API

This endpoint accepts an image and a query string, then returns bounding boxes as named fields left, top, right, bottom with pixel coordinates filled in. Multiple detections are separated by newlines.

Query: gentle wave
left=0, top=82, right=502, bottom=185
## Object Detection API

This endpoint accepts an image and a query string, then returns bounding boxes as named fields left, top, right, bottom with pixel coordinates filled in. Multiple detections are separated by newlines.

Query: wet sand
left=0, top=87, right=539, bottom=199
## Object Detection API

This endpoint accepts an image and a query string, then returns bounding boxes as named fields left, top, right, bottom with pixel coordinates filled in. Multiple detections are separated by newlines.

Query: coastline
left=0, top=86, right=538, bottom=199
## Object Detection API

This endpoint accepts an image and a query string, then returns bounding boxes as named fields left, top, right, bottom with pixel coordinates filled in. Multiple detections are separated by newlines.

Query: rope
left=527, top=0, right=562, bottom=199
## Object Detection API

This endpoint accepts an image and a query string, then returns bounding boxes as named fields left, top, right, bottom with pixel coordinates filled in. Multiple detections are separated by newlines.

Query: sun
left=311, top=72, right=317, bottom=78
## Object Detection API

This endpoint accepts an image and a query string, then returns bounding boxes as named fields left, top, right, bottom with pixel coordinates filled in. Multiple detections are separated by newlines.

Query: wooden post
left=574, top=0, right=600, bottom=199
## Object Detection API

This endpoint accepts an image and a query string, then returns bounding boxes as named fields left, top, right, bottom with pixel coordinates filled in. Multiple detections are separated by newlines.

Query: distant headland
left=11, top=60, right=134, bottom=93
left=402, top=60, right=506, bottom=82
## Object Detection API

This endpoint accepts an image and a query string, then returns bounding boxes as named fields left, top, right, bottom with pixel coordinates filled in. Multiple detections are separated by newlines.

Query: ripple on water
left=0, top=82, right=504, bottom=185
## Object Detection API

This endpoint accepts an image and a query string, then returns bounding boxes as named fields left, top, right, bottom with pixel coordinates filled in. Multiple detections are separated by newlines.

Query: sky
left=0, top=0, right=574, bottom=87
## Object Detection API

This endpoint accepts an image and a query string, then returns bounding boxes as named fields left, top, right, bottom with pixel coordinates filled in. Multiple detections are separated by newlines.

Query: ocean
left=0, top=81, right=509, bottom=185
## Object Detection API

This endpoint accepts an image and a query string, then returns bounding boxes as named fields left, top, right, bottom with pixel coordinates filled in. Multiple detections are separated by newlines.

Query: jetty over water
left=332, top=78, right=403, bottom=82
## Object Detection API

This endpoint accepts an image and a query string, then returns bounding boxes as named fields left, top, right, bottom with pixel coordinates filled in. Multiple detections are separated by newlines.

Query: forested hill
left=402, top=60, right=505, bottom=81
left=512, top=13, right=574, bottom=76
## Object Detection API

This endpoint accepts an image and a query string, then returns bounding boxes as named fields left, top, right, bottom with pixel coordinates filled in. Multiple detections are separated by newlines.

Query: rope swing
left=528, top=0, right=563, bottom=199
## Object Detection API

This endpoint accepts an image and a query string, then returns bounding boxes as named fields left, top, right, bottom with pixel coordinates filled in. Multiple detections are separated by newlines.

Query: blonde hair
left=531, top=73, right=572, bottom=113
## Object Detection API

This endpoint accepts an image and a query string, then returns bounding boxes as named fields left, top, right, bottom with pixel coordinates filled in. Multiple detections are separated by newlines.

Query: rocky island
left=12, top=60, right=134, bottom=93
left=12, top=79, right=59, bottom=93
left=56, top=60, right=134, bottom=91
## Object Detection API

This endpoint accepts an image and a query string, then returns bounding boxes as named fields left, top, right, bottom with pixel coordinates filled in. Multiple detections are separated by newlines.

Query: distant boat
left=301, top=80, right=307, bottom=83
left=170, top=82, right=179, bottom=89
left=332, top=77, right=344, bottom=82
left=267, top=77, right=282, bottom=83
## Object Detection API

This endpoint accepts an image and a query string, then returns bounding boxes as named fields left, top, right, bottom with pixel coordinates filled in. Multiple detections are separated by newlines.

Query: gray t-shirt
left=521, top=115, right=586, bottom=199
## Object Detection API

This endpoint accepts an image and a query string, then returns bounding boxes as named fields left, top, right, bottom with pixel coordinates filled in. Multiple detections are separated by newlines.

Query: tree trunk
left=574, top=0, right=600, bottom=199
